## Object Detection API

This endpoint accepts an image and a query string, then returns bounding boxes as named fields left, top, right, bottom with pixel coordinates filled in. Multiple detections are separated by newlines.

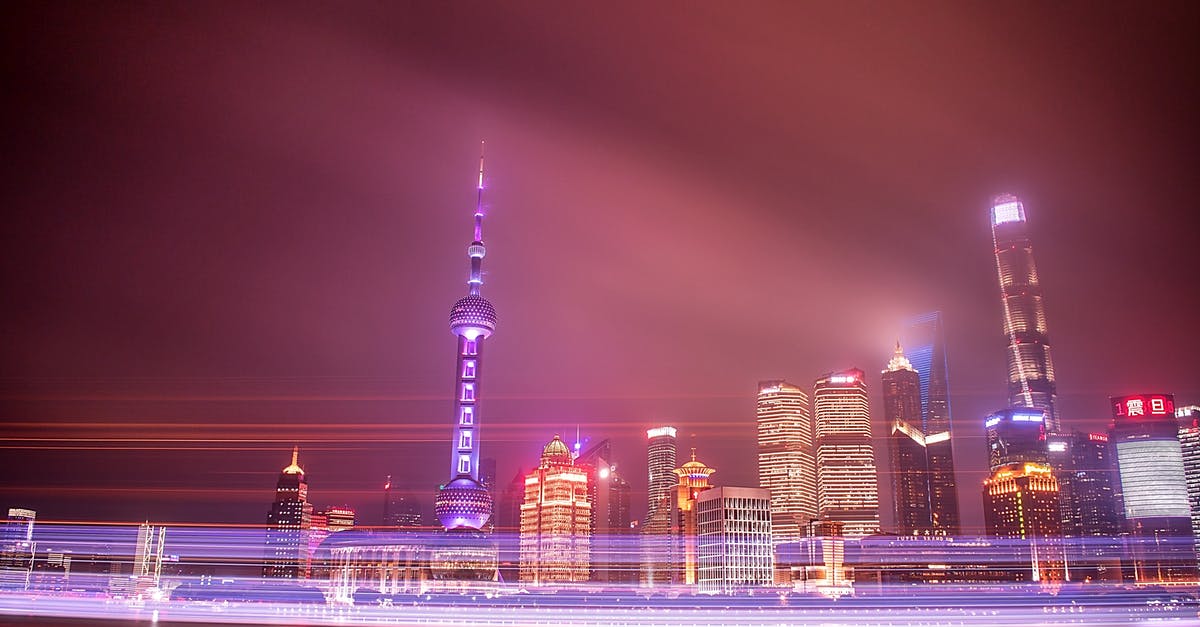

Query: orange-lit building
left=670, top=451, right=716, bottom=586
left=518, top=435, right=591, bottom=586
left=982, top=461, right=1064, bottom=583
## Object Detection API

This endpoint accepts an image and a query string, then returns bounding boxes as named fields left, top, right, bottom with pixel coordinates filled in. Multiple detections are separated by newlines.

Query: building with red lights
left=1109, top=394, right=1197, bottom=583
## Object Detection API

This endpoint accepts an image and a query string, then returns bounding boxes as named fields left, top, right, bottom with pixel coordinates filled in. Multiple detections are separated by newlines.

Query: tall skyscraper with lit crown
left=263, top=447, right=312, bottom=579
left=882, top=343, right=931, bottom=534
left=642, top=426, right=677, bottom=586
left=990, top=194, right=1060, bottom=431
left=813, top=369, right=880, bottom=537
left=756, top=380, right=816, bottom=543
left=434, top=145, right=498, bottom=532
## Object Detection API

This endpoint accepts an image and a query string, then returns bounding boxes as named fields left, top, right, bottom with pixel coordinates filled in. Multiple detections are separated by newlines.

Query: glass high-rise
left=901, top=312, right=961, bottom=532
left=813, top=369, right=880, bottom=537
left=990, top=194, right=1060, bottom=431
left=1178, top=406, right=1200, bottom=570
left=641, top=426, right=677, bottom=586
left=263, top=447, right=312, bottom=579
left=1110, top=394, right=1196, bottom=583
left=756, top=380, right=816, bottom=543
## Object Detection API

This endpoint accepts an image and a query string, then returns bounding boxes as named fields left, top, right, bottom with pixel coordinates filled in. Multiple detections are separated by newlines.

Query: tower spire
left=467, top=140, right=487, bottom=296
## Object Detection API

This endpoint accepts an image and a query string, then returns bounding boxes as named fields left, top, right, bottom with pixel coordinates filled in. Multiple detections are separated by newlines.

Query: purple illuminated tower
left=434, top=145, right=498, bottom=531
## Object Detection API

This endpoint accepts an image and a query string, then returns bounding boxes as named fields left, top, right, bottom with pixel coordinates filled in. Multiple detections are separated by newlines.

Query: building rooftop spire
left=282, top=445, right=304, bottom=475
left=884, top=340, right=916, bottom=373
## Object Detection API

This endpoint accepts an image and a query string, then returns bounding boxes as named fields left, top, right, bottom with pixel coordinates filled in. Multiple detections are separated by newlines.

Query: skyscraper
left=901, top=312, right=961, bottom=532
left=642, top=425, right=678, bottom=586
left=756, top=381, right=817, bottom=543
left=1110, top=394, right=1197, bottom=583
left=434, top=146, right=498, bottom=532
left=984, top=408, right=1048, bottom=471
left=1178, top=406, right=1200, bottom=569
left=882, top=343, right=931, bottom=534
left=990, top=194, right=1060, bottom=431
left=576, top=439, right=634, bottom=583
left=813, top=369, right=880, bottom=537
left=519, top=435, right=591, bottom=585
left=1045, top=431, right=1125, bottom=581
left=382, top=476, right=423, bottom=528
left=263, top=447, right=312, bottom=579
left=982, top=462, right=1065, bottom=583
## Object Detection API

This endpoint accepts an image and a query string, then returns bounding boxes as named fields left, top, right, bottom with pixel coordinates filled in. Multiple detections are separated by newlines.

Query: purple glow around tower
left=435, top=143, right=497, bottom=531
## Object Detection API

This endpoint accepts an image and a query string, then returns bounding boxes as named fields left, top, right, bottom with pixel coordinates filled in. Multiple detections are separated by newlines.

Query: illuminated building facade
left=982, top=462, right=1065, bottom=583
left=696, top=486, right=773, bottom=594
left=901, top=312, right=961, bottom=533
left=641, top=425, right=677, bottom=586
left=882, top=343, right=932, bottom=534
left=756, top=380, right=816, bottom=543
left=263, top=447, right=313, bottom=579
left=1178, top=406, right=1200, bottom=568
left=0, top=508, right=36, bottom=590
left=132, top=523, right=166, bottom=595
left=576, top=439, right=634, bottom=583
left=327, top=531, right=426, bottom=602
left=985, top=408, right=1048, bottom=471
left=1110, top=394, right=1197, bottom=583
left=519, top=435, right=591, bottom=586
left=307, top=506, right=355, bottom=580
left=1045, top=431, right=1125, bottom=581
left=669, top=450, right=716, bottom=585
left=434, top=146, right=497, bottom=533
left=813, top=369, right=880, bottom=537
left=990, top=194, right=1060, bottom=431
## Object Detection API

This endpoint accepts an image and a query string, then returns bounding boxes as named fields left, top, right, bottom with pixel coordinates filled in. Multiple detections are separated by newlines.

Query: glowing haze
left=1, top=2, right=1197, bottom=532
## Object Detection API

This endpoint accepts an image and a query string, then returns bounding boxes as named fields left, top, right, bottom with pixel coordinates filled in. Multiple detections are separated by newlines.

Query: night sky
left=2, top=2, right=1198, bottom=534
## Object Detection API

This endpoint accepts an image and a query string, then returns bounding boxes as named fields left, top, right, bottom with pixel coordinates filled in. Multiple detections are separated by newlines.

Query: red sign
left=1111, top=394, right=1175, bottom=419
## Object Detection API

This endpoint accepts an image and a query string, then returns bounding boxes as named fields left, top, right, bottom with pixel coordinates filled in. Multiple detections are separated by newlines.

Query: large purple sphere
left=434, top=476, right=494, bottom=530
left=449, top=295, right=497, bottom=339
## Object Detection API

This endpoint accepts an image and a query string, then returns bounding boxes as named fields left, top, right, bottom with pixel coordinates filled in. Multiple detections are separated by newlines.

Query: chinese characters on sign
left=1111, top=394, right=1175, bottom=419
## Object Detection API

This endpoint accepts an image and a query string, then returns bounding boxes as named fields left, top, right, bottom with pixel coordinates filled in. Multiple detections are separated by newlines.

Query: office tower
left=1110, top=394, right=1197, bottom=583
left=0, top=508, right=36, bottom=590
left=990, top=194, right=1060, bottom=431
left=813, top=369, right=880, bottom=537
left=985, top=408, right=1048, bottom=471
left=1045, top=431, right=1125, bottom=581
left=383, top=477, right=423, bottom=529
left=1179, top=406, right=1200, bottom=568
left=902, top=312, right=961, bottom=532
left=882, top=343, right=931, bottom=534
left=756, top=381, right=817, bottom=543
left=434, top=146, right=498, bottom=532
left=642, top=426, right=678, bottom=586
left=983, top=462, right=1065, bottom=583
left=496, top=469, right=526, bottom=584
left=132, top=523, right=165, bottom=595
left=306, top=506, right=354, bottom=581
left=696, top=487, right=774, bottom=594
left=519, top=435, right=591, bottom=585
left=576, top=439, right=634, bottom=583
left=670, top=450, right=717, bottom=585
left=263, top=447, right=313, bottom=579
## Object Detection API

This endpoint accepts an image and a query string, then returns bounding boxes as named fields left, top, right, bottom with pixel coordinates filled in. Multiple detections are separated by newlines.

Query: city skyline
left=3, top=2, right=1199, bottom=538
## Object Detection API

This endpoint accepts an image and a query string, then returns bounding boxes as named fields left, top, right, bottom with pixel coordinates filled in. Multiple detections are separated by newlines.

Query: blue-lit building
left=984, top=408, right=1048, bottom=472
left=901, top=312, right=961, bottom=533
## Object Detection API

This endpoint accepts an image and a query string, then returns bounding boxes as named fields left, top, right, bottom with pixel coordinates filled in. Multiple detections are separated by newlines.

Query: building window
left=459, top=430, right=473, bottom=450
left=458, top=456, right=471, bottom=475
left=462, top=360, right=476, bottom=378
left=460, top=407, right=474, bottom=425
left=462, top=383, right=475, bottom=402
left=463, top=339, right=477, bottom=356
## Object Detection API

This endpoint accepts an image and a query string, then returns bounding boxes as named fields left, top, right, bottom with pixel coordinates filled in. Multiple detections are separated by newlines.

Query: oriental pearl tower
left=433, top=143, right=498, bottom=531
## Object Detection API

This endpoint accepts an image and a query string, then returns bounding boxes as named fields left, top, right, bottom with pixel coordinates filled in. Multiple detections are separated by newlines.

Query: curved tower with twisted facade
left=434, top=145, right=498, bottom=531
left=990, top=193, right=1059, bottom=431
